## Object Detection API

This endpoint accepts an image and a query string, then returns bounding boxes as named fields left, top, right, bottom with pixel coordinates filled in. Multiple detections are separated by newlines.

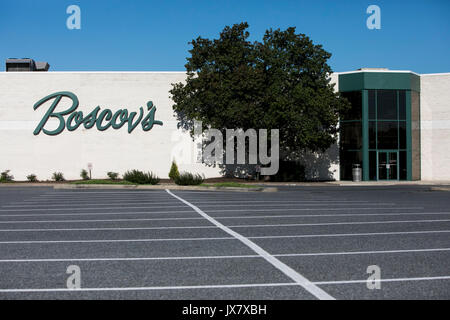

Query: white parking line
left=0, top=207, right=425, bottom=218
left=0, top=217, right=205, bottom=224
left=0, top=218, right=449, bottom=232
left=4, top=200, right=376, bottom=207
left=0, top=248, right=448, bottom=263
left=1, top=276, right=449, bottom=293
left=314, top=276, right=450, bottom=285
left=165, top=189, right=335, bottom=300
left=248, top=230, right=450, bottom=239
left=0, top=203, right=401, bottom=212
left=0, top=237, right=234, bottom=244
left=0, top=210, right=194, bottom=218
left=0, top=282, right=298, bottom=293
left=1, top=230, right=448, bottom=244
left=1, top=212, right=449, bottom=224
left=277, top=247, right=450, bottom=257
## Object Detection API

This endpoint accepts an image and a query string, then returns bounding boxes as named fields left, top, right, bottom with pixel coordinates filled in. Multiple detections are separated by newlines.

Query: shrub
left=80, top=169, right=90, bottom=180
left=26, top=174, right=38, bottom=182
left=0, top=170, right=14, bottom=182
left=107, top=172, right=119, bottom=180
left=168, top=160, right=180, bottom=180
left=52, top=172, right=65, bottom=182
left=174, top=172, right=204, bottom=186
left=123, top=170, right=160, bottom=185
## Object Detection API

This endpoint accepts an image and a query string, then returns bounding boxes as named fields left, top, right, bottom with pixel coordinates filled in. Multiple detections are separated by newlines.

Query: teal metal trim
left=339, top=72, right=421, bottom=92
left=406, top=91, right=412, bottom=181
left=362, top=90, right=369, bottom=181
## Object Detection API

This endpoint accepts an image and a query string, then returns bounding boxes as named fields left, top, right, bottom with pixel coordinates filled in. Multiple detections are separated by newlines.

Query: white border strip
left=165, top=189, right=335, bottom=300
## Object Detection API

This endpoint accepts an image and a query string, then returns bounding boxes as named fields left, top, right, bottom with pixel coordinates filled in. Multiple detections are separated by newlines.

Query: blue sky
left=0, top=0, right=449, bottom=73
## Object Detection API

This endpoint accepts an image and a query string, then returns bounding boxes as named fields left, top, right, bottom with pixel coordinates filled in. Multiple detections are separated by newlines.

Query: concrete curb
left=53, top=184, right=278, bottom=192
left=430, top=187, right=450, bottom=192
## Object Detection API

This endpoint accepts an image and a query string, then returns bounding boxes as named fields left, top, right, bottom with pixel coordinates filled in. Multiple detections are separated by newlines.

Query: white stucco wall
left=2, top=71, right=448, bottom=182
left=420, top=73, right=450, bottom=180
left=0, top=72, right=222, bottom=181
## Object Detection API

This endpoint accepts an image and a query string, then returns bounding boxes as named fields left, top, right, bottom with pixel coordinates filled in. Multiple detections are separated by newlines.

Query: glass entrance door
left=378, top=151, right=398, bottom=180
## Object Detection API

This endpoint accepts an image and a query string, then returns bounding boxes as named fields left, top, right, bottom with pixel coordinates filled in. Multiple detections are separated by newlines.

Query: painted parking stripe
left=0, top=203, right=401, bottom=212
left=0, top=210, right=195, bottom=217
left=0, top=207, right=425, bottom=218
left=0, top=218, right=449, bottom=232
left=0, top=237, right=234, bottom=244
left=4, top=200, right=375, bottom=207
left=165, top=189, right=335, bottom=300
left=1, top=276, right=448, bottom=293
left=248, top=230, right=450, bottom=239
left=0, top=282, right=298, bottom=293
left=0, top=217, right=206, bottom=224
left=314, top=276, right=450, bottom=285
left=1, top=229, right=448, bottom=244
left=0, top=248, right=449, bottom=263
left=1, top=212, right=450, bottom=224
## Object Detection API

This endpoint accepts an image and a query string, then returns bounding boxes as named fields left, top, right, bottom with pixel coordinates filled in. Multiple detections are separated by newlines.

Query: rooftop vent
left=6, top=58, right=50, bottom=72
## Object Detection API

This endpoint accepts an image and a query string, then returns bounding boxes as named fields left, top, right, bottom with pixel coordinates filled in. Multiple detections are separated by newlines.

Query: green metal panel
left=410, top=73, right=421, bottom=92
left=406, top=91, right=412, bottom=181
left=339, top=73, right=365, bottom=92
left=339, top=72, right=421, bottom=92
left=362, top=90, right=369, bottom=181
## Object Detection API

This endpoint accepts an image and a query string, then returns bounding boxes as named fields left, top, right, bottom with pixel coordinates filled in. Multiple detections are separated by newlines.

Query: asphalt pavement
left=0, top=185, right=449, bottom=299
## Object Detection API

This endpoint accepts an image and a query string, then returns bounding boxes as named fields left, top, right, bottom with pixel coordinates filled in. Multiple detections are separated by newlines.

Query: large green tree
left=170, top=22, right=349, bottom=160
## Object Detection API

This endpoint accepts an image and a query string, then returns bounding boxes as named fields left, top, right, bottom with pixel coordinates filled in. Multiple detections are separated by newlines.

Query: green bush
left=168, top=160, right=180, bottom=180
left=174, top=172, right=204, bottom=185
left=80, top=169, right=90, bottom=180
left=107, top=172, right=119, bottom=180
left=0, top=170, right=14, bottom=182
left=52, top=172, right=65, bottom=182
left=123, top=170, right=160, bottom=185
left=26, top=174, right=38, bottom=182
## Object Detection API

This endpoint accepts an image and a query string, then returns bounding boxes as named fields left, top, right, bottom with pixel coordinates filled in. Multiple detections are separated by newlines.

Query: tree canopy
left=170, top=22, right=349, bottom=159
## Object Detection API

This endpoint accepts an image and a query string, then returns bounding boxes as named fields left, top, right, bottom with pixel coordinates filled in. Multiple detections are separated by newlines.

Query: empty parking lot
left=0, top=185, right=449, bottom=300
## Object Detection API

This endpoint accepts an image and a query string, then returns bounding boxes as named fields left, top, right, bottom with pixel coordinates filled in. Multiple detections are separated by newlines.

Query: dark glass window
left=368, top=90, right=376, bottom=119
left=340, top=151, right=362, bottom=180
left=377, top=121, right=398, bottom=149
left=400, top=151, right=407, bottom=180
left=399, top=121, right=406, bottom=149
left=340, top=122, right=362, bottom=150
left=399, top=90, right=406, bottom=120
left=377, top=90, right=397, bottom=120
left=369, top=121, right=376, bottom=149
left=369, top=151, right=377, bottom=180
left=341, top=91, right=362, bottom=120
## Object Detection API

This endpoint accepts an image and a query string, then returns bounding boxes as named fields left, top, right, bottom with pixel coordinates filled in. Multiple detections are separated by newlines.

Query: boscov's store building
left=0, top=61, right=449, bottom=182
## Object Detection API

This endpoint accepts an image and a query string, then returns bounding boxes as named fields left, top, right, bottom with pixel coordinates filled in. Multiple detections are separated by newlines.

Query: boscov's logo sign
left=33, top=91, right=163, bottom=136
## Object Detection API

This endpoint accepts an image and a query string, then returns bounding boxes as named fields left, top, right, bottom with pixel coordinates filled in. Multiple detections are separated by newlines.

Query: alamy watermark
left=66, top=265, right=81, bottom=289
left=171, top=121, right=280, bottom=175
left=366, top=265, right=381, bottom=290
left=366, top=5, right=381, bottom=30
left=66, top=5, right=81, bottom=30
